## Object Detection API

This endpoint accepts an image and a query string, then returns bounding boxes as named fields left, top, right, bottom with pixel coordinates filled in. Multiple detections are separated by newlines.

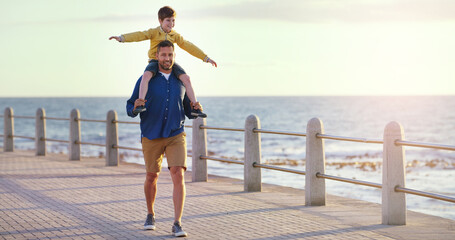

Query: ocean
left=1, top=96, right=454, bottom=220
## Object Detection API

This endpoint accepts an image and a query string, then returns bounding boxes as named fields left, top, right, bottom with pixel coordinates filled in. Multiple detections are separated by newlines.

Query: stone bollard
left=244, top=114, right=261, bottom=192
left=4, top=107, right=14, bottom=152
left=35, top=108, right=46, bottom=156
left=305, top=118, right=326, bottom=206
left=105, top=110, right=119, bottom=166
left=382, top=121, right=406, bottom=225
left=69, top=109, right=81, bottom=160
left=192, top=117, right=208, bottom=182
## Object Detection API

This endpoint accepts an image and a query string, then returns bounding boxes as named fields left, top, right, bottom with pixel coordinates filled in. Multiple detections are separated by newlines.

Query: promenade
left=1, top=150, right=454, bottom=239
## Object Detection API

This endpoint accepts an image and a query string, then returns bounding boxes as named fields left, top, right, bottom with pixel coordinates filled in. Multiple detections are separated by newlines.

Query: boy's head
left=158, top=6, right=176, bottom=33
left=158, top=6, right=176, bottom=21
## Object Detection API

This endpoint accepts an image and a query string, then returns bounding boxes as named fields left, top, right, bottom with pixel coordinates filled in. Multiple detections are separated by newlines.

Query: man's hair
left=158, top=6, right=176, bottom=21
left=156, top=40, right=175, bottom=53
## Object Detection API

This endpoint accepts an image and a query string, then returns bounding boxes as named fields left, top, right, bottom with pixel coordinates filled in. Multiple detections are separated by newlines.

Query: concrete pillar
left=192, top=117, right=208, bottom=182
left=4, top=107, right=14, bottom=152
left=305, top=118, right=326, bottom=206
left=382, top=121, right=406, bottom=225
left=244, top=114, right=261, bottom=192
left=106, top=110, right=119, bottom=166
left=35, top=108, right=46, bottom=156
left=69, top=109, right=81, bottom=160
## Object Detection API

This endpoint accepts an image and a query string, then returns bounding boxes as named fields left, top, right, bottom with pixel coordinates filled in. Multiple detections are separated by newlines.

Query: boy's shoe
left=191, top=109, right=207, bottom=118
left=172, top=221, right=187, bottom=237
left=144, top=214, right=156, bottom=230
left=133, top=105, right=146, bottom=115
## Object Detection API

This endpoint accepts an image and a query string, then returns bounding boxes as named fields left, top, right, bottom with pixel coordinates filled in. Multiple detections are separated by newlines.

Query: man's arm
left=126, top=76, right=143, bottom=117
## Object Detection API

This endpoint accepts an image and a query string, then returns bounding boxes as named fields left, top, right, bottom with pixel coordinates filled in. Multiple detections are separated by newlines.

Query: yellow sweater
left=121, top=26, right=207, bottom=61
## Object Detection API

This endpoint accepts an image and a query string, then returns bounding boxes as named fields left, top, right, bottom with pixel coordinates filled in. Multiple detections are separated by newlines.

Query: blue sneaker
left=144, top=214, right=155, bottom=230
left=172, top=221, right=187, bottom=237
left=191, top=109, right=207, bottom=118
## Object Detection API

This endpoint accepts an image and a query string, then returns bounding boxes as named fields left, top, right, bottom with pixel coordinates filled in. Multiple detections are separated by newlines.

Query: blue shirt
left=126, top=72, right=195, bottom=140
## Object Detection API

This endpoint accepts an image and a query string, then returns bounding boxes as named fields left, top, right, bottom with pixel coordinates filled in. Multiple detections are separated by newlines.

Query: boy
left=109, top=6, right=216, bottom=117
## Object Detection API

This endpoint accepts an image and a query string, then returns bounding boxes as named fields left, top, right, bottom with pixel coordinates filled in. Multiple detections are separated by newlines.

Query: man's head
left=158, top=6, right=176, bottom=33
left=156, top=40, right=175, bottom=72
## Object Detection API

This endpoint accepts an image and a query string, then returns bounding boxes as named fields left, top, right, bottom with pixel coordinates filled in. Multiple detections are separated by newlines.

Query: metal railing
left=198, top=124, right=454, bottom=201
left=1, top=108, right=455, bottom=225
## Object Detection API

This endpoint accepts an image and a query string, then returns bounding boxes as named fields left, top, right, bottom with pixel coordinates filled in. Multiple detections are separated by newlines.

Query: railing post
left=4, top=107, right=14, bottom=152
left=192, top=117, right=208, bottom=182
left=69, top=109, right=81, bottom=160
left=305, top=118, right=326, bottom=206
left=106, top=110, right=119, bottom=166
left=382, top=121, right=406, bottom=225
left=35, top=108, right=46, bottom=156
left=244, top=114, right=261, bottom=192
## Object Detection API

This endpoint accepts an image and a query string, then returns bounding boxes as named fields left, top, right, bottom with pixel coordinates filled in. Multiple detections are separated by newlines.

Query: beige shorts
left=141, top=132, right=187, bottom=173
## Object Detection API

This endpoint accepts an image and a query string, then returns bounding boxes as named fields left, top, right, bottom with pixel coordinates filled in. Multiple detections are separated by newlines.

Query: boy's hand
left=134, top=99, right=147, bottom=111
left=191, top=102, right=203, bottom=111
left=109, top=36, right=121, bottom=42
left=207, top=58, right=217, bottom=67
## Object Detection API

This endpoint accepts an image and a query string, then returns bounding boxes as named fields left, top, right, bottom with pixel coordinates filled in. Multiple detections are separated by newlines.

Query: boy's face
left=159, top=17, right=175, bottom=33
left=156, top=46, right=175, bottom=71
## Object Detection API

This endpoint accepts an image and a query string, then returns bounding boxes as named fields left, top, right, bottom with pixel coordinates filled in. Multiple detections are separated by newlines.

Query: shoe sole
left=191, top=113, right=207, bottom=118
left=144, top=225, right=156, bottom=230
left=173, top=231, right=187, bottom=237
left=133, top=108, right=147, bottom=115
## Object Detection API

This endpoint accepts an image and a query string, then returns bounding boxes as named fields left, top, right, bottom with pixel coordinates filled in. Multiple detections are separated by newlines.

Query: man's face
left=156, top=46, right=175, bottom=71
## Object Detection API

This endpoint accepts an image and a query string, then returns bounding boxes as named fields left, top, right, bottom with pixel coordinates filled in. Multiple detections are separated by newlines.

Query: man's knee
left=170, top=167, right=185, bottom=182
left=145, top=172, right=159, bottom=184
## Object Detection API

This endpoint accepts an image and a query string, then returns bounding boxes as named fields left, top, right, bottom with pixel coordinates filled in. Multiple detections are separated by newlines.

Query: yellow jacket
left=121, top=26, right=208, bottom=62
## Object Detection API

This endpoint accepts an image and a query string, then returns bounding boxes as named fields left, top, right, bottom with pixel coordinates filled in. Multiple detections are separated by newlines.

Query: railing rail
left=200, top=125, right=244, bottom=132
left=317, top=133, right=383, bottom=144
left=11, top=135, right=35, bottom=140
left=395, top=140, right=455, bottom=151
left=11, top=115, right=35, bottom=119
left=395, top=186, right=455, bottom=203
left=254, top=128, right=307, bottom=137
left=43, top=138, right=70, bottom=143
left=44, top=117, right=70, bottom=121
left=2, top=107, right=454, bottom=226
left=316, top=172, right=382, bottom=188
left=200, top=155, right=244, bottom=165
left=253, top=162, right=306, bottom=175
left=77, top=118, right=107, bottom=123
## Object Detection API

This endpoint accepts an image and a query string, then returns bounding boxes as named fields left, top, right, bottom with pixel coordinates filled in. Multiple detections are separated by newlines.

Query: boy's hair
left=158, top=6, right=176, bottom=21
left=157, top=40, right=175, bottom=53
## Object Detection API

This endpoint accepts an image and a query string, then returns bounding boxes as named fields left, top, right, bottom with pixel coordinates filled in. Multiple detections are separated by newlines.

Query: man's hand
left=134, top=99, right=147, bottom=111
left=109, top=36, right=121, bottom=42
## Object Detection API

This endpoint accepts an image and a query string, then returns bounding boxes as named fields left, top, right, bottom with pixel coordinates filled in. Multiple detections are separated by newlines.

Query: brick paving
left=1, top=150, right=454, bottom=239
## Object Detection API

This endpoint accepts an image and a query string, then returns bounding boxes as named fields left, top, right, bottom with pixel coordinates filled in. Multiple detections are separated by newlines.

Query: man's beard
left=159, top=61, right=173, bottom=70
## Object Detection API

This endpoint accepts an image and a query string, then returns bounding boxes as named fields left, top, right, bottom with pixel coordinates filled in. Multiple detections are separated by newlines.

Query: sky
left=0, top=0, right=454, bottom=97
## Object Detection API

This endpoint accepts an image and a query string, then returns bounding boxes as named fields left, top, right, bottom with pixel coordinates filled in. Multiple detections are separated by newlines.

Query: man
left=126, top=40, right=202, bottom=237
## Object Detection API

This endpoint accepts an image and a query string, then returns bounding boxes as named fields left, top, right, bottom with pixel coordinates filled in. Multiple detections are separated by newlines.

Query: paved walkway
left=1, top=150, right=454, bottom=239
